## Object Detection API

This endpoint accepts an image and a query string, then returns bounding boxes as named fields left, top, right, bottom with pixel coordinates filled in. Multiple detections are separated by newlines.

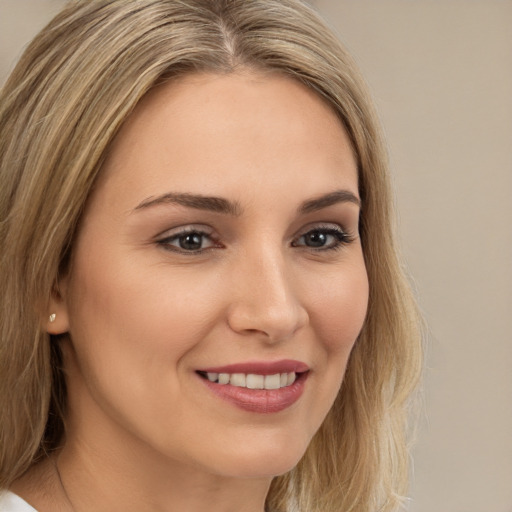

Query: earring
left=49, top=313, right=56, bottom=323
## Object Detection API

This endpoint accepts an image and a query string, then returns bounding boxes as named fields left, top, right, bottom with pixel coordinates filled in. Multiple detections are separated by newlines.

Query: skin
left=14, top=71, right=368, bottom=511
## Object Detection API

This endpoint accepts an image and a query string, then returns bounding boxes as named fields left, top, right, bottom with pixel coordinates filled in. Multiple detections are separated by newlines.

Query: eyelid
left=294, top=222, right=351, bottom=238
left=155, top=223, right=216, bottom=240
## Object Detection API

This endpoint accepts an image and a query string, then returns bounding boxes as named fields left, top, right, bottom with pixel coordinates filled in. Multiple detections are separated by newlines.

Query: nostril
left=226, top=297, right=308, bottom=343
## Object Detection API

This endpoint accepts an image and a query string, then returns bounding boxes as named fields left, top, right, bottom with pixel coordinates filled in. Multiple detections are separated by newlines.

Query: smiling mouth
left=195, top=360, right=310, bottom=413
left=197, top=371, right=301, bottom=390
left=196, top=369, right=309, bottom=413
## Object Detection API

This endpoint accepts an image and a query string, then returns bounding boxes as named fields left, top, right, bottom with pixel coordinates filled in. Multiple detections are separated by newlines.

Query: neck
left=12, top=445, right=271, bottom=512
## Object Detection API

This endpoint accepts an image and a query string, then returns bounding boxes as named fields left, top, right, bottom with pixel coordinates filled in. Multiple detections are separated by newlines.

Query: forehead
left=94, top=70, right=358, bottom=210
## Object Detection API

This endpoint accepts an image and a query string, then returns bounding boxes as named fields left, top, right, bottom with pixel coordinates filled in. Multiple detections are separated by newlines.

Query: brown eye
left=158, top=228, right=218, bottom=253
left=178, top=233, right=204, bottom=251
left=303, top=231, right=329, bottom=247
left=293, top=227, right=352, bottom=251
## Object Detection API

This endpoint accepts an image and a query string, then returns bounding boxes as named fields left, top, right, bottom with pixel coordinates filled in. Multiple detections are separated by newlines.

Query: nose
left=226, top=250, right=309, bottom=343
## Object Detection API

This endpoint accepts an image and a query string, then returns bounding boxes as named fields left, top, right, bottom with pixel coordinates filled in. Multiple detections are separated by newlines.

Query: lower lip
left=199, top=372, right=308, bottom=414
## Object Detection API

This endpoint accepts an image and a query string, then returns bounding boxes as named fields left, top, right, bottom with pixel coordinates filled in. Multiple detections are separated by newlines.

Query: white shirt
left=0, top=491, right=37, bottom=512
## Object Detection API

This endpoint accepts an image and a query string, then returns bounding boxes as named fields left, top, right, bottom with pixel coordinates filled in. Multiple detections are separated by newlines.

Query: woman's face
left=55, top=71, right=369, bottom=479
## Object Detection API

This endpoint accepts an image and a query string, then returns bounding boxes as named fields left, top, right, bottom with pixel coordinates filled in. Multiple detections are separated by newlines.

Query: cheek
left=63, top=242, right=233, bottom=408
left=62, top=247, right=228, bottom=440
left=308, top=260, right=369, bottom=354
left=302, top=258, right=369, bottom=422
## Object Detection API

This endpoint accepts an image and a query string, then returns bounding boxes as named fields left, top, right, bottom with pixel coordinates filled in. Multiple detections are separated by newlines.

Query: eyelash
left=157, top=225, right=355, bottom=255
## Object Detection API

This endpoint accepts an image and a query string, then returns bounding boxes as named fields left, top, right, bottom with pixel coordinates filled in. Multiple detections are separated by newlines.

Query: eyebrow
left=133, top=192, right=242, bottom=216
left=299, top=189, right=361, bottom=213
left=132, top=189, right=360, bottom=216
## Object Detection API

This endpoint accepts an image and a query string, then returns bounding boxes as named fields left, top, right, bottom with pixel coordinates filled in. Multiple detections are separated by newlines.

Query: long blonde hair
left=0, top=1, right=422, bottom=510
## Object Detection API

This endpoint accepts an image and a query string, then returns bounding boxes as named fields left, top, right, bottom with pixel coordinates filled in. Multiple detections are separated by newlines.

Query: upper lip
left=197, top=359, right=309, bottom=375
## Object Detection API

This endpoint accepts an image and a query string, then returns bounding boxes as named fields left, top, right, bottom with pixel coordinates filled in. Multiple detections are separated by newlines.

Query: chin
left=207, top=436, right=310, bottom=479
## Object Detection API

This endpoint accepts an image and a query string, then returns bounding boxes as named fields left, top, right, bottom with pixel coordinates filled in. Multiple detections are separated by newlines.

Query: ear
left=46, top=281, right=70, bottom=335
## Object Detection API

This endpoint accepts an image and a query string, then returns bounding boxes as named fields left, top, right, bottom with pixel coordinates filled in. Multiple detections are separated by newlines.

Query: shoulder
left=0, top=491, right=37, bottom=512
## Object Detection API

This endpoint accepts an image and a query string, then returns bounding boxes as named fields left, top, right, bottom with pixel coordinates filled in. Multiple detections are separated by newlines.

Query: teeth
left=230, top=373, right=246, bottom=387
left=218, top=373, right=230, bottom=384
left=264, top=374, right=281, bottom=390
left=205, top=371, right=298, bottom=389
left=246, top=374, right=264, bottom=389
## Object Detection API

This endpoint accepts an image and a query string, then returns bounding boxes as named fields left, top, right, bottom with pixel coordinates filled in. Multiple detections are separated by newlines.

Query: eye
left=292, top=225, right=354, bottom=251
left=157, top=227, right=219, bottom=253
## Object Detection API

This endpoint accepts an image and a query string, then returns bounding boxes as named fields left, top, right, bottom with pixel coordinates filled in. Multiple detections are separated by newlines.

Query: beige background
left=1, top=1, right=511, bottom=511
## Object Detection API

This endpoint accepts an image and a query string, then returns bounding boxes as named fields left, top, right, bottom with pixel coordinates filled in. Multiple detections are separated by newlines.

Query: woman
left=0, top=1, right=422, bottom=511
